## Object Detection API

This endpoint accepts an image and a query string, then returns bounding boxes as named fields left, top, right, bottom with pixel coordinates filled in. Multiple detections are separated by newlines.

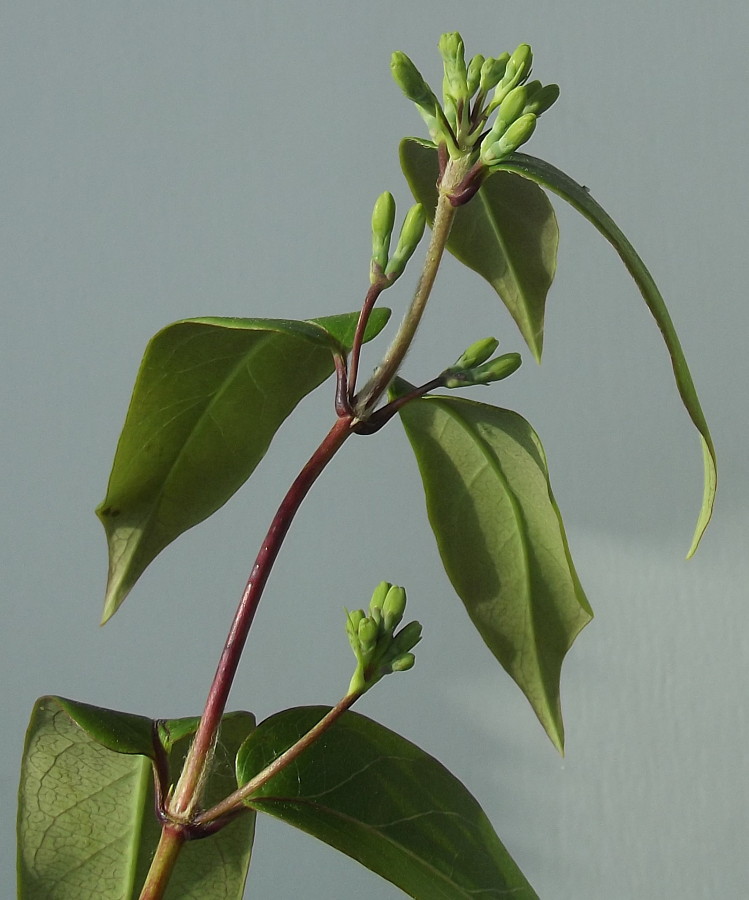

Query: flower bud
left=346, top=608, right=365, bottom=631
left=524, top=83, right=560, bottom=117
left=358, top=616, right=379, bottom=655
left=466, top=54, right=485, bottom=96
left=489, top=44, right=533, bottom=110
left=385, top=204, right=426, bottom=280
left=479, top=54, right=509, bottom=95
left=453, top=337, right=499, bottom=370
left=439, top=32, right=468, bottom=102
left=391, top=51, right=440, bottom=114
left=496, top=84, right=528, bottom=131
left=444, top=352, right=522, bottom=388
left=391, top=620, right=423, bottom=654
left=496, top=112, right=537, bottom=156
left=368, top=581, right=391, bottom=615
left=472, top=352, right=522, bottom=384
left=382, top=585, right=407, bottom=630
left=390, top=653, right=416, bottom=673
left=370, top=192, right=396, bottom=278
left=505, top=43, right=533, bottom=89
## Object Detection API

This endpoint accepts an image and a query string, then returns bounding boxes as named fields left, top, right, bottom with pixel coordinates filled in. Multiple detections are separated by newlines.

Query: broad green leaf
left=236, top=706, right=537, bottom=899
left=492, top=152, right=716, bottom=555
left=18, top=696, right=255, bottom=900
left=396, top=388, right=592, bottom=752
left=399, top=138, right=558, bottom=361
left=96, top=309, right=390, bottom=622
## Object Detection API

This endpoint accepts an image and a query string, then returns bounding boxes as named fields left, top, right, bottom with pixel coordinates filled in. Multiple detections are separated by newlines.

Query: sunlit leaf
left=97, top=309, right=390, bottom=621
left=399, top=138, right=558, bottom=361
left=236, top=706, right=537, bottom=898
left=492, top=152, right=716, bottom=555
left=18, top=696, right=255, bottom=899
left=397, top=388, right=592, bottom=752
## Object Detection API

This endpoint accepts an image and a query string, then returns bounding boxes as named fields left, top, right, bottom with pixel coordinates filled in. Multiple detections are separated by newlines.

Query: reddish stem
left=347, top=281, right=385, bottom=400
left=138, top=825, right=186, bottom=900
left=170, top=414, right=354, bottom=818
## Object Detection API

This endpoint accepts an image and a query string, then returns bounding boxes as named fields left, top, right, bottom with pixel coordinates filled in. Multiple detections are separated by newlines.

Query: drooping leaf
left=53, top=695, right=158, bottom=757
left=399, top=138, right=558, bottom=361
left=396, top=387, right=592, bottom=752
left=236, top=706, right=537, bottom=899
left=96, top=309, right=390, bottom=622
left=18, top=696, right=256, bottom=900
left=491, top=152, right=716, bottom=555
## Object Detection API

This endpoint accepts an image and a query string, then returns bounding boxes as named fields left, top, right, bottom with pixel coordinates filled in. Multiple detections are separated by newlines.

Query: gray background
left=2, top=2, right=747, bottom=897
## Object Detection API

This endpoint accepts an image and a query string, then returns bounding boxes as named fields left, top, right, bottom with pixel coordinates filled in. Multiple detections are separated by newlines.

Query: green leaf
left=236, top=706, right=537, bottom=899
left=399, top=138, right=558, bottom=362
left=492, top=152, right=716, bottom=555
left=96, top=309, right=390, bottom=622
left=18, top=697, right=256, bottom=900
left=396, top=387, right=592, bottom=752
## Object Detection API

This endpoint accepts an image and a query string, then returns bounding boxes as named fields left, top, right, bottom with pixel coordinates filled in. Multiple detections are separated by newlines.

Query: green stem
left=354, top=155, right=472, bottom=415
left=196, top=691, right=362, bottom=825
left=138, top=825, right=186, bottom=900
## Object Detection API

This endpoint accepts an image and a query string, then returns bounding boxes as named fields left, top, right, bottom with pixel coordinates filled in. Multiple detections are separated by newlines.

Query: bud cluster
left=391, top=33, right=559, bottom=171
left=370, top=192, right=427, bottom=286
left=345, top=582, right=422, bottom=695
left=442, top=337, right=522, bottom=388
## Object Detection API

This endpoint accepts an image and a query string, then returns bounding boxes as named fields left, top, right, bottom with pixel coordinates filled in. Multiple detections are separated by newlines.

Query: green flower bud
left=524, top=82, right=560, bottom=117
left=453, top=337, right=499, bottom=370
left=466, top=54, right=485, bottom=96
left=489, top=44, right=533, bottom=110
left=472, top=352, right=522, bottom=384
left=391, top=620, right=423, bottom=654
left=479, top=54, right=509, bottom=95
left=370, top=192, right=396, bottom=278
left=345, top=608, right=365, bottom=651
left=358, top=616, right=379, bottom=655
left=444, top=352, right=521, bottom=388
left=439, top=32, right=468, bottom=102
left=505, top=43, right=533, bottom=87
left=369, top=581, right=391, bottom=616
left=391, top=51, right=440, bottom=114
left=496, top=112, right=537, bottom=156
left=385, top=204, right=426, bottom=280
left=497, top=84, right=528, bottom=131
left=382, top=585, right=407, bottom=630
left=391, top=653, right=416, bottom=673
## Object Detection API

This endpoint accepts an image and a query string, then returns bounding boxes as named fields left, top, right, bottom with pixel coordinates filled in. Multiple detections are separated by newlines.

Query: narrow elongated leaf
left=397, top=388, right=592, bottom=752
left=492, top=152, right=716, bottom=555
left=399, top=138, right=558, bottom=361
left=18, top=697, right=256, bottom=900
left=97, top=309, right=390, bottom=621
left=236, top=706, right=537, bottom=898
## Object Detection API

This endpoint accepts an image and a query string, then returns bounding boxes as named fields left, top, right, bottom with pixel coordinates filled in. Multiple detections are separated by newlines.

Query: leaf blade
left=492, top=152, right=717, bottom=555
left=397, top=390, right=592, bottom=752
left=399, top=138, right=558, bottom=361
left=236, top=706, right=537, bottom=899
left=17, top=697, right=256, bottom=900
left=97, top=309, right=390, bottom=621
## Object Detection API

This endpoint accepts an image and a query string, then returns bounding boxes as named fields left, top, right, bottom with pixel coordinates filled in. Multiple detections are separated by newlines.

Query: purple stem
left=170, top=414, right=354, bottom=818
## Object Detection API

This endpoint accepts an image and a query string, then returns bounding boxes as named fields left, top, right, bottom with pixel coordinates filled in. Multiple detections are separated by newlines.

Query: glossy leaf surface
left=399, top=138, right=558, bottom=361
left=18, top=697, right=255, bottom=899
left=397, top=389, right=592, bottom=752
left=236, top=706, right=537, bottom=898
left=493, top=152, right=716, bottom=555
left=97, top=309, right=390, bottom=621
